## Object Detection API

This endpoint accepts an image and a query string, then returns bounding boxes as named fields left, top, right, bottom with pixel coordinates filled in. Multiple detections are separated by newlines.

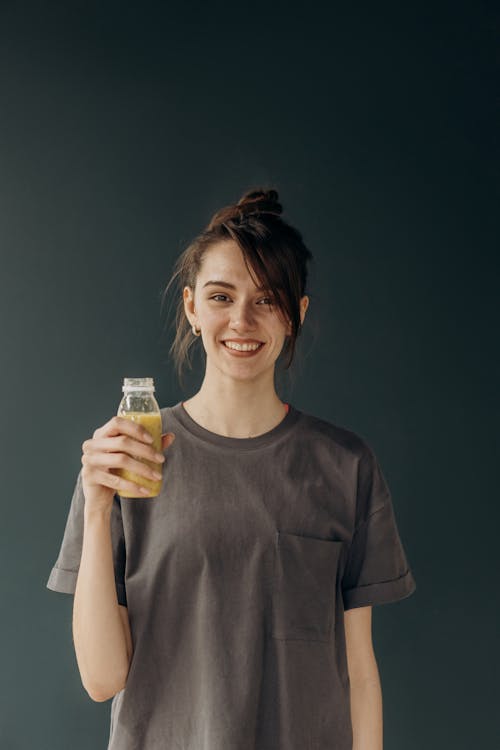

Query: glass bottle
left=115, top=377, right=163, bottom=498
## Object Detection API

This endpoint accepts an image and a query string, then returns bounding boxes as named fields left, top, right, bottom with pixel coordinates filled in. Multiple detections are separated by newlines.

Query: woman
left=47, top=188, right=416, bottom=750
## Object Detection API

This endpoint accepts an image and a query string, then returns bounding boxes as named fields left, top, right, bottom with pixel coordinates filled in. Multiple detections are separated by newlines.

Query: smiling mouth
left=221, top=341, right=265, bottom=354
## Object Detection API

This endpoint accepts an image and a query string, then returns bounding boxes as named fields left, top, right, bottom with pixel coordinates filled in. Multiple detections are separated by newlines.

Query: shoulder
left=294, top=407, right=374, bottom=463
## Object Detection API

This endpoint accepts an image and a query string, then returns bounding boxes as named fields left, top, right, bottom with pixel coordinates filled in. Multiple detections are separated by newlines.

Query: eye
left=209, top=294, right=274, bottom=306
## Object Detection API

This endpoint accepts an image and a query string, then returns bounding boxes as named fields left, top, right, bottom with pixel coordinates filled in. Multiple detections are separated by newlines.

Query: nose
left=229, top=300, right=257, bottom=332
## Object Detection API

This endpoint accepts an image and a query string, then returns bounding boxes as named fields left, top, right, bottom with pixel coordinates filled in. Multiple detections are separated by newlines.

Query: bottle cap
left=122, top=377, right=155, bottom=393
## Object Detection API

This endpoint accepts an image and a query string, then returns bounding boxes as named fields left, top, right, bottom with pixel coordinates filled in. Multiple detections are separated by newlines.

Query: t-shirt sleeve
left=45, top=468, right=127, bottom=607
left=341, top=443, right=416, bottom=611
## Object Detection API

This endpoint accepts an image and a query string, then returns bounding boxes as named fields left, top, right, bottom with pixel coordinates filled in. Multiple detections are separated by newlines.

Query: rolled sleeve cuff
left=46, top=566, right=127, bottom=607
left=342, top=568, right=416, bottom=611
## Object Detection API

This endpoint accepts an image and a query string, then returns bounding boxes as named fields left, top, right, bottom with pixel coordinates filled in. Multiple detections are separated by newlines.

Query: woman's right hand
left=81, top=415, right=176, bottom=513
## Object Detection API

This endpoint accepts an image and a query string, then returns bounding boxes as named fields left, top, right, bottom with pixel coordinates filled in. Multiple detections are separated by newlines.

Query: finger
left=96, top=415, right=154, bottom=445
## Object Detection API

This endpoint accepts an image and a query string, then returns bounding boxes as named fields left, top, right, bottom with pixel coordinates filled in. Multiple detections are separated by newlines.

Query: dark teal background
left=1, top=1, right=497, bottom=748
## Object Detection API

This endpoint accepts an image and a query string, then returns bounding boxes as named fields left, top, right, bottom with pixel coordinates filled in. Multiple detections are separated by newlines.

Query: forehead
left=198, top=240, right=262, bottom=288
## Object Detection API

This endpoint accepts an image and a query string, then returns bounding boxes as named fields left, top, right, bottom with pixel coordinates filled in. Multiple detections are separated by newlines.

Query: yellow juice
left=116, top=411, right=163, bottom=498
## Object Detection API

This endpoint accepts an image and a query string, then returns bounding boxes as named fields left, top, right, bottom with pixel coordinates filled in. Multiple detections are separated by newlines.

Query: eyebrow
left=202, top=280, right=269, bottom=292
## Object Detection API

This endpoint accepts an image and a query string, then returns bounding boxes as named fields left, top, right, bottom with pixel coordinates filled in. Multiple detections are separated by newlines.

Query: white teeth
left=224, top=341, right=262, bottom=352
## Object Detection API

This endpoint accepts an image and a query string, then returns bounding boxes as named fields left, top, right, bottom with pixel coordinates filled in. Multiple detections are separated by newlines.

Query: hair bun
left=236, top=188, right=282, bottom=219
left=206, top=187, right=282, bottom=231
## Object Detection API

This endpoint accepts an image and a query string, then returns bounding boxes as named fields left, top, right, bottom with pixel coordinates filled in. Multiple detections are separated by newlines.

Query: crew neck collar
left=166, top=400, right=301, bottom=451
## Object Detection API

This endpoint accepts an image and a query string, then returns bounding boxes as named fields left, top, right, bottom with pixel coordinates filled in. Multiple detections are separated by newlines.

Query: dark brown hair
left=161, top=187, right=314, bottom=387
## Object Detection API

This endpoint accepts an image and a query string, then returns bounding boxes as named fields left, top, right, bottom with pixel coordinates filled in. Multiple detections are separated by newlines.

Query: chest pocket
left=271, top=531, right=343, bottom=642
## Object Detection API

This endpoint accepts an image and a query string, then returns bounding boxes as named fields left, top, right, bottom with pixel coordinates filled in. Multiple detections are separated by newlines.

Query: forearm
left=73, top=506, right=130, bottom=701
left=350, top=675, right=383, bottom=750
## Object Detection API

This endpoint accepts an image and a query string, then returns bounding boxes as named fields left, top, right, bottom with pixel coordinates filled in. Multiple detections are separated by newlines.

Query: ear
left=300, top=295, right=310, bottom=325
left=286, top=295, right=309, bottom=335
left=183, top=286, right=197, bottom=328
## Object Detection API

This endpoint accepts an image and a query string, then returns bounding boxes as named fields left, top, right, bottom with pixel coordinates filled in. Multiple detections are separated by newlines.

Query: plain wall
left=0, top=1, right=497, bottom=748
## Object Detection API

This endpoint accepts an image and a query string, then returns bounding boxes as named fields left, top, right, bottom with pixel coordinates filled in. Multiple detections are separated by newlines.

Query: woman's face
left=183, top=240, right=308, bottom=382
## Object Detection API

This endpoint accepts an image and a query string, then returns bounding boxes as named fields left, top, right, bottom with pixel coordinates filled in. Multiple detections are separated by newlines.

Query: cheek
left=268, top=316, right=289, bottom=338
left=201, top=307, right=225, bottom=327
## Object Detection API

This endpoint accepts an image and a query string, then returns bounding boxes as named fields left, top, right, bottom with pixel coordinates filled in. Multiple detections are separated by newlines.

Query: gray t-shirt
left=46, top=401, right=416, bottom=749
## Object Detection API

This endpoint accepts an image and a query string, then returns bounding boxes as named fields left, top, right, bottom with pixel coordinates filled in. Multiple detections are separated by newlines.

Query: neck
left=182, top=383, right=287, bottom=439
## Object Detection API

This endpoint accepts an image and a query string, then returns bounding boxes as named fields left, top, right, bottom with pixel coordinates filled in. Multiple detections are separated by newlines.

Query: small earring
left=192, top=324, right=201, bottom=337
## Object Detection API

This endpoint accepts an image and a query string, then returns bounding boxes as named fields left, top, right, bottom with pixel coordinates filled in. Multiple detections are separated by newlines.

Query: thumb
left=161, top=432, right=176, bottom=451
